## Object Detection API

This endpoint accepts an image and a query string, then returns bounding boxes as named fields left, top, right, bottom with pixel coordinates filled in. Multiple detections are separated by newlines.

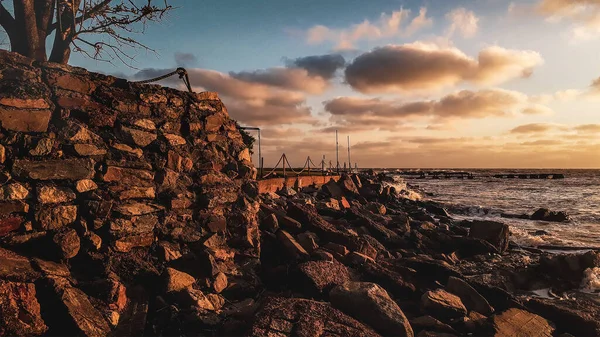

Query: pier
left=393, top=170, right=565, bottom=180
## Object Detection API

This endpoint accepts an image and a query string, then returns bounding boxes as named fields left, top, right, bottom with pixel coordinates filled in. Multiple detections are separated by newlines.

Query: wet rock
left=446, top=276, right=494, bottom=315
left=13, top=158, right=95, bottom=180
left=250, top=297, right=380, bottom=337
left=36, top=205, right=78, bottom=230
left=468, top=220, right=509, bottom=253
left=330, top=281, right=414, bottom=337
left=37, top=185, right=76, bottom=204
left=0, top=280, right=48, bottom=336
left=213, top=272, right=228, bottom=293
left=491, top=308, right=554, bottom=337
left=531, top=208, right=570, bottom=222
left=164, top=267, right=196, bottom=292
left=297, top=260, right=351, bottom=295
left=53, top=229, right=81, bottom=259
left=421, top=289, right=467, bottom=320
left=276, top=230, right=310, bottom=260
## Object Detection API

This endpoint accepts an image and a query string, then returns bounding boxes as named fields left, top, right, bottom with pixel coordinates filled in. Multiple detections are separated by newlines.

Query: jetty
left=392, top=170, right=565, bottom=180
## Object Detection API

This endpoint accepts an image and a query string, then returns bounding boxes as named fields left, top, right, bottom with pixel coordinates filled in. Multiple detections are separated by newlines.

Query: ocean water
left=393, top=169, right=600, bottom=248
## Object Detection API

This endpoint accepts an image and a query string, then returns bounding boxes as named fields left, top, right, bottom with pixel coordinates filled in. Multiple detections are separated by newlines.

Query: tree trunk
left=33, top=0, right=55, bottom=61
left=13, top=0, right=44, bottom=60
left=49, top=0, right=81, bottom=64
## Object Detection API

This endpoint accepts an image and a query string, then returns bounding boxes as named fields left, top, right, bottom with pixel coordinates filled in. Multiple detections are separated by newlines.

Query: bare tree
left=0, top=0, right=172, bottom=65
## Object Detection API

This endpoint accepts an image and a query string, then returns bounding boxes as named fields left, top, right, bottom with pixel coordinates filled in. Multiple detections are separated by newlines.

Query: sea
left=388, top=169, right=600, bottom=248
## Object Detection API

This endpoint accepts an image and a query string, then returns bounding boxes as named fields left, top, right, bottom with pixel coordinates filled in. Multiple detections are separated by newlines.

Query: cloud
left=261, top=127, right=305, bottom=139
left=344, top=43, right=543, bottom=93
left=446, top=8, right=480, bottom=38
left=535, top=0, right=600, bottom=40
left=133, top=68, right=316, bottom=126
left=510, top=123, right=565, bottom=134
left=521, top=104, right=554, bottom=115
left=174, top=52, right=198, bottom=67
left=575, top=124, right=600, bottom=133
left=229, top=67, right=329, bottom=94
left=305, top=7, right=432, bottom=50
left=286, top=54, right=346, bottom=79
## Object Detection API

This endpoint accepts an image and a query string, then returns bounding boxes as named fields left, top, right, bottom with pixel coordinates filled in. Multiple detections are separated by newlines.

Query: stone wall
left=0, top=50, right=259, bottom=336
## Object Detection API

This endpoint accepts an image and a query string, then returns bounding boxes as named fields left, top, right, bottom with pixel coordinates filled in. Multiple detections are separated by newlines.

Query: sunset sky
left=71, top=0, right=600, bottom=168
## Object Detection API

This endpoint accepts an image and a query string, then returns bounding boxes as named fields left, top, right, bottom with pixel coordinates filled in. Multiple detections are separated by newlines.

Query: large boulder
left=250, top=297, right=380, bottom=337
left=446, top=276, right=493, bottom=315
left=490, top=308, right=554, bottom=337
left=531, top=208, right=570, bottom=222
left=468, top=220, right=509, bottom=253
left=297, top=260, right=351, bottom=295
left=330, top=281, right=414, bottom=337
left=421, top=289, right=467, bottom=320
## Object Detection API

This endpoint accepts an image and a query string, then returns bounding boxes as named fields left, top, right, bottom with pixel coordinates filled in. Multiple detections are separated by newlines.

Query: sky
left=68, top=0, right=600, bottom=168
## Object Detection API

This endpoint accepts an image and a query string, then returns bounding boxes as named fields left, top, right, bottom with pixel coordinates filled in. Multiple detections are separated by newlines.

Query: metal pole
left=258, top=129, right=262, bottom=178
left=347, top=136, right=351, bottom=174
left=307, top=157, right=311, bottom=177
left=336, top=130, right=339, bottom=175
left=322, top=155, right=325, bottom=176
left=282, top=154, right=286, bottom=178
left=261, top=157, right=264, bottom=179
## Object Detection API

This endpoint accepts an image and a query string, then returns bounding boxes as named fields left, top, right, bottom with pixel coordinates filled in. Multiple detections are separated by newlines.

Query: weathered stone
left=113, top=233, right=154, bottom=253
left=323, top=179, right=344, bottom=197
left=468, top=220, right=510, bottom=253
left=213, top=272, right=228, bottom=293
left=0, top=216, right=23, bottom=237
left=491, top=308, right=554, bottom=337
left=121, top=126, right=156, bottom=147
left=28, top=137, right=54, bottom=156
left=250, top=297, right=380, bottom=337
left=330, top=281, right=414, bottom=337
left=36, top=205, right=78, bottom=230
left=37, top=185, right=76, bottom=204
left=410, top=316, right=456, bottom=334
left=348, top=251, right=375, bottom=265
left=312, top=249, right=334, bottom=262
left=109, top=216, right=157, bottom=237
left=46, top=71, right=96, bottom=94
left=178, top=288, right=216, bottom=311
left=114, top=186, right=156, bottom=200
left=159, top=241, right=182, bottom=262
left=339, top=174, right=360, bottom=195
left=0, top=248, right=39, bottom=281
left=297, top=232, right=319, bottom=253
left=75, top=179, right=98, bottom=193
left=133, top=119, right=156, bottom=130
left=103, top=166, right=154, bottom=186
left=111, top=143, right=143, bottom=158
left=0, top=281, right=48, bottom=336
left=446, top=276, right=494, bottom=316
left=0, top=183, right=30, bottom=200
left=276, top=230, right=310, bottom=260
left=164, top=267, right=195, bottom=292
left=74, top=143, right=107, bottom=156
left=32, top=258, right=71, bottom=278
left=84, top=232, right=102, bottom=251
left=13, top=158, right=95, bottom=180
left=206, top=293, right=225, bottom=311
left=261, top=213, right=279, bottom=232
left=164, top=133, right=186, bottom=146
left=366, top=202, right=386, bottom=215
left=324, top=242, right=349, bottom=256
left=0, top=97, right=49, bottom=109
left=298, top=260, right=351, bottom=295
left=205, top=114, right=225, bottom=132
left=0, top=107, right=52, bottom=132
left=45, top=276, right=111, bottom=337
left=53, top=229, right=80, bottom=259
left=421, top=289, right=467, bottom=320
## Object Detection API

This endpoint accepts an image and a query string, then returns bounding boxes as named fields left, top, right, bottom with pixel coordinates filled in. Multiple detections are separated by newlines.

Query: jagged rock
left=446, top=276, right=493, bottom=315
left=36, top=205, right=78, bottom=230
left=159, top=241, right=182, bottom=262
left=37, top=185, right=76, bottom=204
left=260, top=213, right=279, bottom=232
left=0, top=248, right=40, bottom=281
left=114, top=186, right=156, bottom=200
left=178, top=288, right=217, bottom=311
left=53, top=229, right=80, bottom=259
left=338, top=174, right=360, bottom=195
left=112, top=143, right=143, bottom=158
left=410, top=316, right=456, bottom=334
left=0, top=216, right=23, bottom=236
left=467, top=220, right=509, bottom=253
left=297, top=260, right=351, bottom=295
left=531, top=208, right=570, bottom=222
left=348, top=251, right=375, bottom=265
left=324, top=242, right=349, bottom=256
left=323, top=179, right=344, bottom=197
left=113, top=233, right=155, bottom=253
left=0, top=183, right=30, bottom=200
left=366, top=202, right=387, bottom=215
left=75, top=179, right=98, bottom=193
left=276, top=230, right=310, bottom=260
left=114, top=202, right=163, bottom=216
left=0, top=108, right=52, bottom=132
left=29, top=138, right=54, bottom=156
left=297, top=232, right=319, bottom=253
left=525, top=297, right=600, bottom=336
left=83, top=232, right=102, bottom=251
left=277, top=214, right=302, bottom=232
left=121, top=126, right=157, bottom=147
left=250, top=297, right=381, bottom=337
left=13, top=158, right=95, bottom=180
left=164, top=267, right=196, bottom=292
left=213, top=272, right=228, bottom=293
left=206, top=293, right=225, bottom=310
left=103, top=166, right=154, bottom=186
left=330, top=281, right=414, bottom=337
left=421, top=289, right=467, bottom=320
left=0, top=280, right=48, bottom=336
left=164, top=133, right=186, bottom=146
left=539, top=250, right=600, bottom=285
left=491, top=308, right=554, bottom=337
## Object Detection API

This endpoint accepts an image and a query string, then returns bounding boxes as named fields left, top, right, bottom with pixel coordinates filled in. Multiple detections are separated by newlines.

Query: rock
left=113, top=233, right=155, bottom=253
left=112, top=143, right=143, bottom=158
left=75, top=179, right=98, bottom=193
left=421, top=289, right=467, bottom=320
left=158, top=241, right=182, bottom=262
left=115, top=186, right=156, bottom=200
left=491, top=308, right=554, bottom=337
left=0, top=183, right=30, bottom=200
left=73, top=143, right=107, bottom=156
left=366, top=202, right=386, bottom=215
left=102, top=166, right=154, bottom=186
left=29, top=138, right=54, bottom=156
left=213, top=272, right=228, bottom=293
left=121, top=126, right=156, bottom=147
left=178, top=288, right=215, bottom=311
left=114, top=202, right=163, bottom=216
left=0, top=248, right=40, bottom=281
left=84, top=232, right=102, bottom=251
left=277, top=214, right=302, bottom=232
left=338, top=174, right=360, bottom=195
left=43, top=276, right=111, bottom=337
left=410, top=316, right=456, bottom=334
left=164, top=267, right=196, bottom=292
left=323, top=179, right=344, bottom=197
left=276, top=230, right=310, bottom=260
left=0, top=201, right=29, bottom=216
left=13, top=158, right=95, bottom=180
left=324, top=242, right=349, bottom=256
left=0, top=216, right=23, bottom=236
left=525, top=297, right=600, bottom=336
left=296, top=232, right=319, bottom=253
left=53, top=229, right=80, bottom=259
left=260, top=213, right=278, bottom=232
left=133, top=119, right=156, bottom=130
left=347, top=251, right=375, bottom=265
left=297, top=260, right=351, bottom=295
left=277, top=186, right=297, bottom=197
left=36, top=205, right=78, bottom=230
left=0, top=107, right=52, bottom=132
left=468, top=220, right=509, bottom=253
left=531, top=208, right=570, bottom=222
left=446, top=276, right=494, bottom=315
left=312, top=249, right=334, bottom=262
left=164, top=133, right=186, bottom=146
left=330, top=281, right=414, bottom=337
left=206, top=293, right=225, bottom=311
left=0, top=280, right=48, bottom=336
left=250, top=297, right=381, bottom=337
left=37, top=185, right=76, bottom=204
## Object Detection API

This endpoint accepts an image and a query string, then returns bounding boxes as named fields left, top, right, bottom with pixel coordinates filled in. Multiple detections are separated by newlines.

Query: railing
left=260, top=153, right=357, bottom=179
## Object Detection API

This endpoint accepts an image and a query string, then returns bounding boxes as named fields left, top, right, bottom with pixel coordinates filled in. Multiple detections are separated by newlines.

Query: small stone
left=116, top=186, right=156, bottom=200
left=121, top=126, right=156, bottom=147
left=213, top=272, right=228, bottom=293
left=107, top=311, right=120, bottom=327
left=164, top=133, right=186, bottom=146
left=113, top=233, right=154, bottom=253
left=29, top=138, right=54, bottom=156
left=37, top=185, right=76, bottom=204
left=84, top=232, right=102, bottom=251
left=0, top=144, right=5, bottom=163
left=53, top=229, right=80, bottom=259
left=111, top=143, right=143, bottom=158
left=0, top=108, right=52, bottom=132
left=164, top=267, right=195, bottom=292
left=421, top=289, right=467, bottom=320
left=36, top=205, right=78, bottom=230
left=75, top=179, right=98, bottom=193
left=238, top=148, right=251, bottom=162
left=159, top=241, right=182, bottom=262
left=133, top=119, right=156, bottom=130
left=73, top=143, right=107, bottom=156
left=103, top=166, right=153, bottom=186
left=114, top=202, right=163, bottom=216
left=0, top=183, right=29, bottom=200
left=206, top=294, right=225, bottom=310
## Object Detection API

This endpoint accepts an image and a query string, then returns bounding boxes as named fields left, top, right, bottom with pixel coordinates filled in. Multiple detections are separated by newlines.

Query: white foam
left=581, top=267, right=600, bottom=292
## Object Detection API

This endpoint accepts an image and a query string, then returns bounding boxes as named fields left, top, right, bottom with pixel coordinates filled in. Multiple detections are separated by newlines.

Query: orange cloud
left=446, top=8, right=479, bottom=38
left=344, top=43, right=543, bottom=93
left=230, top=68, right=329, bottom=94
